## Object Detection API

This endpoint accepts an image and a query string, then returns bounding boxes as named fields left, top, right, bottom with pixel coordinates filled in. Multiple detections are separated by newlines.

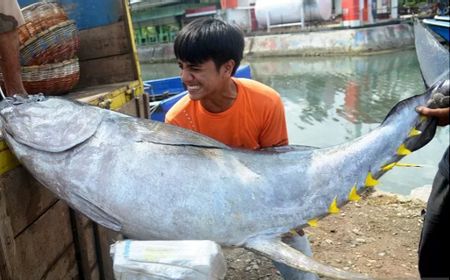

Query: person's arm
left=0, top=29, right=27, bottom=96
left=416, top=106, right=449, bottom=126
left=0, top=0, right=27, bottom=97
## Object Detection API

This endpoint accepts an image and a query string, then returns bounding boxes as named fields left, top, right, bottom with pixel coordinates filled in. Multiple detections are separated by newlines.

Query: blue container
left=144, top=76, right=185, bottom=99
left=18, top=0, right=122, bottom=30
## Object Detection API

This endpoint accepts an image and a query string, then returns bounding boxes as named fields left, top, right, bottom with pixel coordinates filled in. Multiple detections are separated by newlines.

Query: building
left=131, top=0, right=222, bottom=45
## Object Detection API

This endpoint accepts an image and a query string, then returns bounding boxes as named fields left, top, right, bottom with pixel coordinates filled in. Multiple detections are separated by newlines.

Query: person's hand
left=426, top=92, right=449, bottom=109
left=416, top=106, right=450, bottom=126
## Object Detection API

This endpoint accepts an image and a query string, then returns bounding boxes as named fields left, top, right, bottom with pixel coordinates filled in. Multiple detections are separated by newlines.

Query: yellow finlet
left=348, top=185, right=361, bottom=201
left=365, top=172, right=378, bottom=187
left=382, top=162, right=421, bottom=171
left=382, top=162, right=397, bottom=171
left=419, top=115, right=428, bottom=122
left=408, top=128, right=422, bottom=137
left=307, top=219, right=318, bottom=227
left=397, top=144, right=412, bottom=156
left=289, top=229, right=299, bottom=235
left=328, top=196, right=340, bottom=214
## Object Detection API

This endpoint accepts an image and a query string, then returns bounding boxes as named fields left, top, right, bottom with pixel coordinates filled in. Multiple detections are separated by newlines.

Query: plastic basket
left=1, top=59, right=80, bottom=96
left=19, top=2, right=68, bottom=45
left=20, top=20, right=79, bottom=66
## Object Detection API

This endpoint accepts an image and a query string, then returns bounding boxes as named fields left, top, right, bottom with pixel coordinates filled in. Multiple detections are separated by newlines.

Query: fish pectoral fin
left=244, top=237, right=372, bottom=280
left=70, top=192, right=122, bottom=232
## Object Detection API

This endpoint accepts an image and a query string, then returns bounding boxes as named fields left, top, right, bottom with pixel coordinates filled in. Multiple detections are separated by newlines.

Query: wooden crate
left=0, top=95, right=148, bottom=280
left=0, top=167, right=124, bottom=280
left=1, top=0, right=146, bottom=276
left=0, top=168, right=79, bottom=279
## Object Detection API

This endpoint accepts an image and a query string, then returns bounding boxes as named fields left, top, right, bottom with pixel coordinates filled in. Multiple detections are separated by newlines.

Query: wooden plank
left=90, top=266, right=100, bottom=280
left=41, top=245, right=79, bottom=280
left=71, top=211, right=99, bottom=279
left=77, top=54, right=135, bottom=88
left=67, top=81, right=138, bottom=111
left=75, top=211, right=92, bottom=229
left=117, top=93, right=150, bottom=118
left=0, top=187, right=15, bottom=280
left=94, top=224, right=123, bottom=280
left=1, top=167, right=58, bottom=236
left=78, top=22, right=130, bottom=61
left=13, top=201, right=74, bottom=280
left=67, top=82, right=132, bottom=101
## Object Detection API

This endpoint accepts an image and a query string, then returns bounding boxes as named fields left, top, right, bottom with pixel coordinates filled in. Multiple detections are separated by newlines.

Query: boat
left=413, top=19, right=449, bottom=87
left=145, top=64, right=252, bottom=121
left=422, top=15, right=450, bottom=42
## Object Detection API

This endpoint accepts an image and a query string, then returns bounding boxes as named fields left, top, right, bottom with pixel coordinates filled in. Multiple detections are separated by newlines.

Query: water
left=140, top=50, right=449, bottom=195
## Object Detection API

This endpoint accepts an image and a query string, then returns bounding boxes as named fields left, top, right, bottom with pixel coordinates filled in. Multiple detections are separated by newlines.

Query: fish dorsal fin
left=1, top=97, right=102, bottom=153
left=244, top=237, right=372, bottom=280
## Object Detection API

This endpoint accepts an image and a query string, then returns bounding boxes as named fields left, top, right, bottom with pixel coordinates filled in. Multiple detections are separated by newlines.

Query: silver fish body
left=0, top=79, right=448, bottom=279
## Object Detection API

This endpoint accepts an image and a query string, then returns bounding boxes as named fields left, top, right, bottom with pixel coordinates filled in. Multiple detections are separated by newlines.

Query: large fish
left=0, top=78, right=448, bottom=279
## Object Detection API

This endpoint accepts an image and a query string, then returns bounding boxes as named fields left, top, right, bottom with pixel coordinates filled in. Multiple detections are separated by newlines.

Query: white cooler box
left=111, top=240, right=227, bottom=280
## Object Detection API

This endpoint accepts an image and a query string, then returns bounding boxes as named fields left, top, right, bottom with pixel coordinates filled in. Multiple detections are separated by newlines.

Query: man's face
left=177, top=59, right=229, bottom=101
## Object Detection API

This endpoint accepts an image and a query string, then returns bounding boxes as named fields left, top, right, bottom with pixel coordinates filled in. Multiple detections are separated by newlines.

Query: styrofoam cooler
left=111, top=240, right=227, bottom=280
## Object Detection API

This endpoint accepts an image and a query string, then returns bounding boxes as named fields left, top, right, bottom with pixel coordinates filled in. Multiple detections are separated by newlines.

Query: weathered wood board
left=0, top=95, right=148, bottom=280
left=78, top=54, right=136, bottom=87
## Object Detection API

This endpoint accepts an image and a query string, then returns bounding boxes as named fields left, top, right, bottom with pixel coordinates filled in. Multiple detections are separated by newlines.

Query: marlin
left=0, top=78, right=448, bottom=280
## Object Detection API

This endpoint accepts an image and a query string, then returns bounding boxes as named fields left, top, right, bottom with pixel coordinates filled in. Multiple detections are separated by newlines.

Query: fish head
left=0, top=94, right=103, bottom=152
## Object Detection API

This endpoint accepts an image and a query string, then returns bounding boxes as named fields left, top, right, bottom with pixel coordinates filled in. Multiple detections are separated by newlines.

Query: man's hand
left=416, top=106, right=450, bottom=126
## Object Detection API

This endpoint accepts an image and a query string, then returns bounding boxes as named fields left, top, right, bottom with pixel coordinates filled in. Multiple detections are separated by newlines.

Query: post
left=300, top=0, right=305, bottom=29
left=266, top=11, right=271, bottom=32
left=391, top=0, right=398, bottom=19
left=359, top=0, right=364, bottom=23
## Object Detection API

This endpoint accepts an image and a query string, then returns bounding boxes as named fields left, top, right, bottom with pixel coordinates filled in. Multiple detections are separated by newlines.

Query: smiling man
left=165, top=17, right=318, bottom=280
left=165, top=17, right=288, bottom=150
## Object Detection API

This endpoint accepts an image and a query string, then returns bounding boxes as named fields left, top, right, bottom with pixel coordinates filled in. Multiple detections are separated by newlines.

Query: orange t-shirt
left=165, top=78, right=288, bottom=150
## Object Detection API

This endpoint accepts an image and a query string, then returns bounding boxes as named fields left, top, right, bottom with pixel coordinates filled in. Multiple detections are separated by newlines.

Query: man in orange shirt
left=166, top=18, right=318, bottom=280
left=165, top=17, right=287, bottom=150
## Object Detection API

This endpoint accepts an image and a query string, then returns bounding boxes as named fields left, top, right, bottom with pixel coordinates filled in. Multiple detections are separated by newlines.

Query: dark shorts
left=418, top=147, right=449, bottom=279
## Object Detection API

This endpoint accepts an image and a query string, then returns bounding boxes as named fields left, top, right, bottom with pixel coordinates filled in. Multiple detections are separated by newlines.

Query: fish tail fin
left=244, top=237, right=372, bottom=280
left=405, top=78, right=449, bottom=152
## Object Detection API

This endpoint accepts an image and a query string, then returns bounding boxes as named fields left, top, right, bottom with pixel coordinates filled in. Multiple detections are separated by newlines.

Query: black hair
left=174, top=17, right=244, bottom=75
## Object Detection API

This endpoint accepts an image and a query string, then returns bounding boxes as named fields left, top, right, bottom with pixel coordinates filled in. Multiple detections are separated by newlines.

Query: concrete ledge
left=138, top=23, right=414, bottom=63
left=245, top=23, right=414, bottom=57
left=138, top=43, right=175, bottom=63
